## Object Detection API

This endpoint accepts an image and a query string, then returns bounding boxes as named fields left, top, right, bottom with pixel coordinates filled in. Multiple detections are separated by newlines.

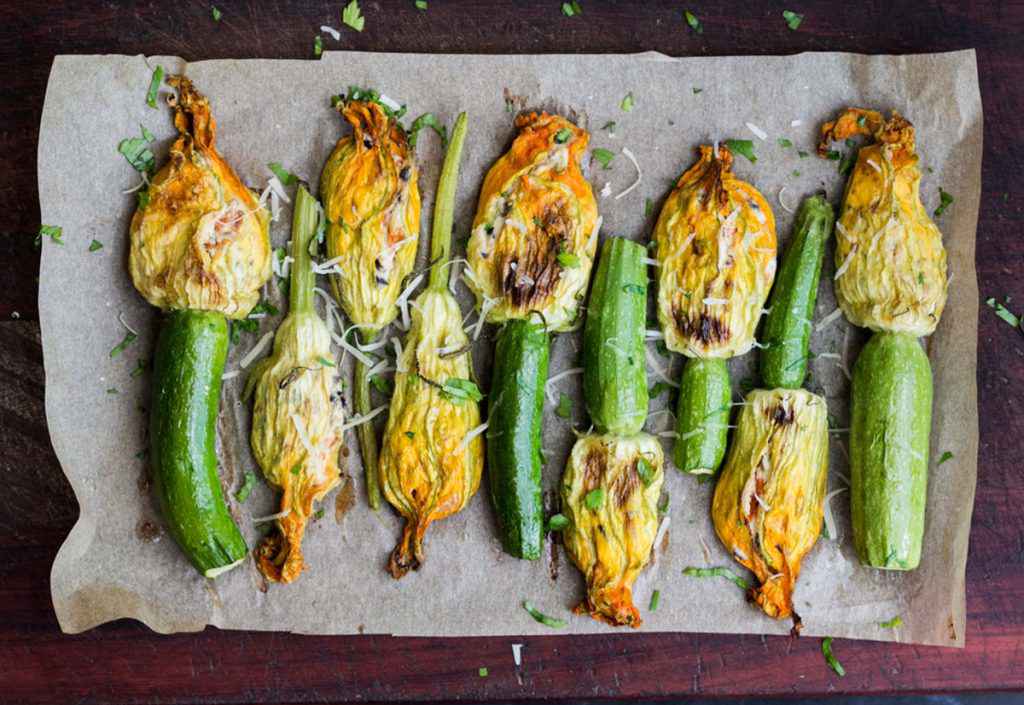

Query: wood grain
left=2, top=0, right=1023, bottom=701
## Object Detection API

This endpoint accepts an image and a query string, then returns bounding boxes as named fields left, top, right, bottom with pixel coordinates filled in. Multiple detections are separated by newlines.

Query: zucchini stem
left=427, top=112, right=469, bottom=293
left=289, top=185, right=319, bottom=314
left=355, top=330, right=382, bottom=510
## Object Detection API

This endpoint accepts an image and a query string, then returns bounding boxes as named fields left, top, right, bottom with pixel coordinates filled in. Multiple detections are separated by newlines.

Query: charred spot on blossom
left=498, top=200, right=572, bottom=308
left=614, top=461, right=641, bottom=508
left=363, top=135, right=375, bottom=149
left=582, top=447, right=607, bottom=493
left=673, top=307, right=730, bottom=346
left=399, top=165, right=411, bottom=181
left=768, top=402, right=795, bottom=426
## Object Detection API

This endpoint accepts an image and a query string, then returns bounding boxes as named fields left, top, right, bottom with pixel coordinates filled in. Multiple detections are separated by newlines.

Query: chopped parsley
left=986, top=297, right=1021, bottom=328
left=636, top=457, right=655, bottom=486
left=620, top=92, right=635, bottom=112
left=798, top=150, right=809, bottom=158
left=268, top=162, right=298, bottom=186
left=821, top=637, right=846, bottom=677
left=291, top=463, right=302, bottom=476
left=314, top=35, right=323, bottom=57
left=937, top=451, right=954, bottom=466
left=547, top=513, right=570, bottom=531
left=89, top=239, right=103, bottom=252
left=522, top=600, right=567, bottom=628
left=682, top=566, right=750, bottom=590
left=725, top=139, right=757, bottom=164
left=592, top=147, right=615, bottom=169
left=934, top=187, right=954, bottom=217
left=146, top=65, right=164, bottom=108
left=442, top=377, right=483, bottom=403
left=879, top=615, right=903, bottom=629
left=561, top=1, right=582, bottom=17
left=657, top=493, right=670, bottom=516
left=601, top=120, right=616, bottom=133
left=555, top=392, right=572, bottom=418
left=584, top=488, right=605, bottom=510
left=251, top=300, right=280, bottom=317
left=314, top=508, right=325, bottom=520
left=118, top=126, right=156, bottom=174
left=692, top=87, right=703, bottom=95
left=137, top=189, right=151, bottom=210
left=478, top=667, right=489, bottom=677
left=556, top=251, right=580, bottom=268
left=825, top=150, right=841, bottom=161
left=415, top=0, right=427, bottom=9
left=649, top=381, right=671, bottom=398
left=370, top=375, right=393, bottom=395
left=409, top=112, right=447, bottom=148
left=644, top=197, right=654, bottom=218
left=782, top=10, right=804, bottom=30
left=404, top=431, right=416, bottom=440
left=106, top=387, right=119, bottom=395
left=235, top=472, right=257, bottom=503
left=110, top=331, right=138, bottom=358
left=792, top=169, right=802, bottom=178
left=318, top=356, right=335, bottom=368
left=684, top=9, right=703, bottom=33
left=649, top=589, right=661, bottom=611
left=130, top=358, right=148, bottom=378
left=838, top=149, right=857, bottom=176
left=777, top=137, right=793, bottom=148
left=554, top=127, right=572, bottom=143
left=211, top=6, right=222, bottom=21
left=622, top=283, right=645, bottom=295
left=37, top=225, right=64, bottom=246
left=342, top=0, right=365, bottom=31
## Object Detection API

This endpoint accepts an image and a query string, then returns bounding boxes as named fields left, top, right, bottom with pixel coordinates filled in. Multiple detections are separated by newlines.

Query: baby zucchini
left=583, top=236, right=648, bottom=436
left=850, top=332, right=932, bottom=570
left=487, top=318, right=550, bottom=560
left=673, top=357, right=731, bottom=475
left=760, top=194, right=834, bottom=389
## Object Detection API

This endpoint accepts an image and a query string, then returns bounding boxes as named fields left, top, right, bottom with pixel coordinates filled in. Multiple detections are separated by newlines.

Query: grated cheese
left=653, top=516, right=671, bottom=554
left=378, top=93, right=402, bottom=112
left=253, top=508, right=291, bottom=524
left=778, top=186, right=796, bottom=214
left=392, top=338, right=406, bottom=373
left=340, top=404, right=388, bottom=433
left=645, top=329, right=665, bottom=340
left=866, top=159, right=881, bottom=173
left=790, top=119, right=803, bottom=128
left=239, top=331, right=274, bottom=369
left=645, top=347, right=679, bottom=388
left=833, top=245, right=857, bottom=280
left=815, top=307, right=844, bottom=332
left=291, top=413, right=316, bottom=455
left=600, top=182, right=612, bottom=198
left=746, top=121, right=768, bottom=141
left=512, top=644, right=523, bottom=667
left=614, top=148, right=642, bottom=200
left=221, top=369, right=241, bottom=381
left=733, top=546, right=749, bottom=561
left=641, top=257, right=660, bottom=267
left=544, top=367, right=584, bottom=404
left=118, top=312, right=138, bottom=336
left=320, top=24, right=341, bottom=40
left=822, top=488, right=847, bottom=541
left=703, top=297, right=728, bottom=305
left=457, top=422, right=489, bottom=453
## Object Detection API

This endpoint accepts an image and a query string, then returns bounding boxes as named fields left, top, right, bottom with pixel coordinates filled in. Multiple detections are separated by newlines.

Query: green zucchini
left=583, top=236, right=648, bottom=436
left=850, top=331, right=932, bottom=570
left=150, top=309, right=247, bottom=577
left=760, top=194, right=834, bottom=389
left=673, top=357, right=731, bottom=475
left=487, top=318, right=549, bottom=559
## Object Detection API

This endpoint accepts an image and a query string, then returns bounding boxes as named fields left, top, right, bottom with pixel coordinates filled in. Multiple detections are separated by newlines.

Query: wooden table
left=3, top=1, right=1022, bottom=701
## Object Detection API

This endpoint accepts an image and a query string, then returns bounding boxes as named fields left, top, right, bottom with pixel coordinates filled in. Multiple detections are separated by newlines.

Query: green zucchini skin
left=760, top=194, right=834, bottom=389
left=673, top=357, right=731, bottom=475
left=150, top=309, right=247, bottom=577
left=583, top=236, right=648, bottom=436
left=850, top=332, right=932, bottom=570
left=487, top=319, right=550, bottom=560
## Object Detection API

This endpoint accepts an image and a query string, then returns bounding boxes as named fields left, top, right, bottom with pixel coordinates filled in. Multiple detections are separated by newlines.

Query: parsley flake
left=934, top=188, right=954, bottom=217
left=89, top=239, right=103, bottom=252
left=556, top=251, right=580, bottom=268
left=561, top=1, right=582, bottom=17
left=409, top=112, right=447, bottom=148
left=415, top=0, right=427, bottom=8
left=555, top=392, right=572, bottom=418
left=235, top=472, right=257, bottom=503
left=782, top=10, right=804, bottom=30
left=879, top=616, right=903, bottom=629
left=584, top=488, right=605, bottom=510
left=620, top=92, right=635, bottom=112
left=554, top=127, right=572, bottom=143
left=636, top=457, right=655, bottom=486
left=649, top=589, right=661, bottom=611
left=522, top=600, right=567, bottom=628
left=118, top=126, right=156, bottom=174
left=268, top=162, right=297, bottom=186
left=37, top=225, right=64, bottom=246
left=601, top=120, right=616, bottom=133
left=211, top=6, right=222, bottom=21
left=725, top=139, right=757, bottom=164
left=822, top=637, right=846, bottom=677
left=985, top=297, right=1021, bottom=329
left=547, top=513, right=570, bottom=531
left=342, top=0, right=365, bottom=31
left=314, top=35, right=323, bottom=57
left=644, top=197, right=654, bottom=218
left=146, top=65, right=164, bottom=108
left=777, top=137, right=793, bottom=148
left=110, top=331, right=138, bottom=358
left=442, top=378, right=483, bottom=403
left=684, top=10, right=703, bottom=33
left=682, top=565, right=750, bottom=590
left=937, top=451, right=954, bottom=466
left=592, top=147, right=615, bottom=169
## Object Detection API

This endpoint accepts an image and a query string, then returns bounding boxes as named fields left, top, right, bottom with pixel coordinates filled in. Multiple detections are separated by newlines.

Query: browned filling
left=498, top=199, right=571, bottom=308
left=672, top=308, right=730, bottom=346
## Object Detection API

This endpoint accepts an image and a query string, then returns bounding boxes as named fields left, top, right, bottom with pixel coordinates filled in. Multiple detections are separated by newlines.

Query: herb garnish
left=937, top=451, right=954, bottom=466
left=547, top=513, right=570, bottom=531
left=118, top=125, right=156, bottom=174
left=37, top=225, right=64, bottom=247
left=409, top=112, right=447, bottom=148
left=89, top=239, right=103, bottom=252
left=592, top=147, right=615, bottom=169
left=554, top=127, right=572, bottom=143
left=620, top=92, right=635, bottom=112
left=523, top=600, right=567, bottom=628
left=555, top=392, right=572, bottom=418
left=235, top=472, right=257, bottom=503
left=110, top=331, right=138, bottom=358
left=682, top=565, right=750, bottom=590
left=211, top=6, right=222, bottom=21
left=130, top=358, right=148, bottom=378
left=821, top=637, right=846, bottom=677
left=556, top=251, right=580, bottom=268
left=584, top=488, right=605, bottom=510
left=838, top=149, right=857, bottom=176
left=342, top=0, right=365, bottom=31
left=986, top=297, right=1021, bottom=329
left=692, top=87, right=703, bottom=95
left=684, top=10, right=703, bottom=33
left=777, top=137, right=793, bottom=148
left=644, top=197, right=655, bottom=218
left=636, top=457, right=655, bottom=486
left=725, top=139, right=757, bottom=164
left=879, top=615, right=903, bottom=629
left=415, top=0, right=427, bottom=9
left=782, top=10, right=803, bottom=30
left=478, top=667, right=489, bottom=677
left=146, top=65, right=164, bottom=108
left=601, top=120, right=616, bottom=133
left=314, top=35, right=323, bottom=57
left=268, top=162, right=298, bottom=186
left=649, top=589, right=661, bottom=611
left=561, top=1, right=582, bottom=17
left=649, top=381, right=671, bottom=398
left=442, top=378, right=483, bottom=403
left=934, top=187, right=954, bottom=217
left=370, top=375, right=393, bottom=395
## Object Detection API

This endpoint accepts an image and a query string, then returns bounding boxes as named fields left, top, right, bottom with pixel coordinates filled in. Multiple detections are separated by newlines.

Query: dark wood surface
left=2, top=1, right=1023, bottom=702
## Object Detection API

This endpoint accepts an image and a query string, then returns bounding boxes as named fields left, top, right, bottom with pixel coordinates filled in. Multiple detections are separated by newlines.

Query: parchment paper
left=40, top=50, right=981, bottom=646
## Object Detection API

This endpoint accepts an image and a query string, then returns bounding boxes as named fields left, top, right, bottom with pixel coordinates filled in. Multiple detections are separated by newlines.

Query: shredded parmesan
left=291, top=413, right=316, bottom=455
left=645, top=347, right=679, bottom=388
left=252, top=508, right=291, bottom=524
left=600, top=182, right=612, bottom=198
left=614, top=147, right=642, bottom=200
left=703, top=297, right=728, bottom=306
left=392, top=338, right=407, bottom=373
left=457, top=422, right=489, bottom=453
left=815, top=307, right=844, bottom=332
left=544, top=367, right=584, bottom=404
left=332, top=327, right=375, bottom=367
left=395, top=273, right=425, bottom=330
left=645, top=329, right=664, bottom=340
left=653, top=516, right=671, bottom=554
left=657, top=430, right=680, bottom=439
left=834, top=245, right=857, bottom=280
left=512, top=644, right=523, bottom=667
left=746, top=121, right=768, bottom=141
left=778, top=186, right=796, bottom=214
left=378, top=93, right=402, bottom=112
left=866, top=159, right=881, bottom=173
left=320, top=24, right=341, bottom=40
left=822, top=488, right=847, bottom=541
left=642, top=257, right=660, bottom=268
left=312, top=255, right=345, bottom=275
left=118, top=312, right=138, bottom=336
left=221, top=370, right=241, bottom=381
left=790, top=119, right=803, bottom=128
left=733, top=546, right=749, bottom=561
left=239, top=331, right=274, bottom=369
left=698, top=533, right=712, bottom=565
left=340, top=404, right=388, bottom=433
